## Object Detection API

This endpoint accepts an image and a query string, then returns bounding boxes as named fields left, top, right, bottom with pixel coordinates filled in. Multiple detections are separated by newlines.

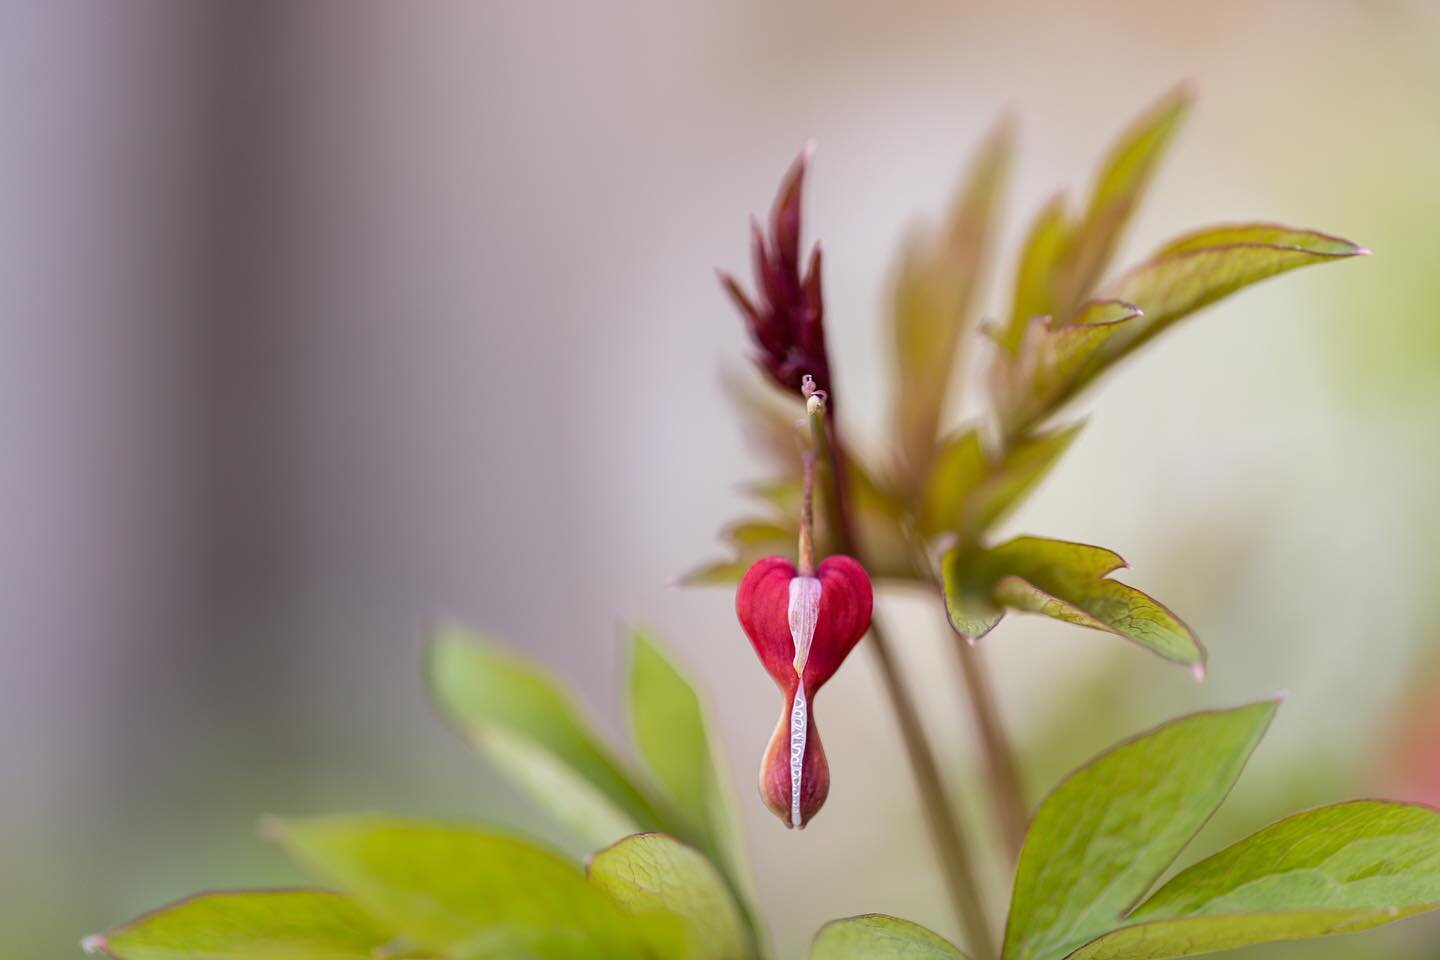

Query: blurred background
left=4, top=1, right=1440, bottom=957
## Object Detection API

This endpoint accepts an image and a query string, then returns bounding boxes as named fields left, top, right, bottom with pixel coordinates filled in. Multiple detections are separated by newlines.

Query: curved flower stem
left=806, top=397, right=998, bottom=960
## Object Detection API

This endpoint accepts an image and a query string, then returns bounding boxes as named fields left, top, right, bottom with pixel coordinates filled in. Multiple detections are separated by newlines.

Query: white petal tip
left=1190, top=663, right=1206, bottom=683
left=81, top=935, right=106, bottom=955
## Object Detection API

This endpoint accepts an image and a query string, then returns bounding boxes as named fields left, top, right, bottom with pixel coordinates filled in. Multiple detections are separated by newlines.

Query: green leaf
left=993, top=303, right=1141, bottom=435
left=941, top=541, right=1007, bottom=640
left=85, top=890, right=390, bottom=960
left=1005, top=193, right=1072, bottom=350
left=811, top=915, right=969, bottom=959
left=1053, top=87, right=1191, bottom=314
left=1005, top=86, right=1189, bottom=348
left=589, top=833, right=752, bottom=960
left=627, top=630, right=761, bottom=948
left=427, top=626, right=662, bottom=847
left=893, top=119, right=1011, bottom=485
left=270, top=815, right=671, bottom=960
left=921, top=430, right=986, bottom=537
left=1095, top=222, right=1367, bottom=367
left=942, top=537, right=1203, bottom=668
left=1003, top=701, right=1279, bottom=960
left=921, top=425, right=1082, bottom=539
left=1067, top=801, right=1440, bottom=960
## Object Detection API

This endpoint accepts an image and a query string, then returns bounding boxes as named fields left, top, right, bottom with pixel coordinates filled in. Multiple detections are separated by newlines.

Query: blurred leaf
left=589, top=833, right=752, bottom=960
left=627, top=631, right=761, bottom=948
left=1053, top=87, right=1192, bottom=313
left=921, top=430, right=986, bottom=536
left=688, top=463, right=918, bottom=586
left=848, top=459, right=923, bottom=581
left=1003, top=701, right=1278, bottom=960
left=270, top=816, right=673, bottom=960
left=1005, top=87, right=1189, bottom=350
left=893, top=120, right=1011, bottom=486
left=723, top=371, right=806, bottom=474
left=1006, top=193, right=1072, bottom=350
left=942, top=537, right=1203, bottom=667
left=993, top=302, right=1142, bottom=435
left=1069, top=801, right=1440, bottom=959
left=1095, top=223, right=1366, bottom=368
left=677, top=519, right=796, bottom=586
left=810, top=915, right=969, bottom=959
left=87, top=890, right=390, bottom=960
left=921, top=424, right=1083, bottom=539
left=427, top=626, right=662, bottom=847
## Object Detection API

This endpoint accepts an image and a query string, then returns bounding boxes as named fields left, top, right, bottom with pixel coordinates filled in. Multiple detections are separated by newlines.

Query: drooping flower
left=718, top=144, right=832, bottom=403
left=736, top=554, right=873, bottom=828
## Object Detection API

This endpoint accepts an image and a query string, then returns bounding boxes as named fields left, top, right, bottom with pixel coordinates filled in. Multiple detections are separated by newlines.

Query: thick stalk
left=804, top=385, right=997, bottom=959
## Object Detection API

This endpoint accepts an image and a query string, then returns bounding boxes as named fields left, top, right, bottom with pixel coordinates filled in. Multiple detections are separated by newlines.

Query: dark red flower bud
left=718, top=145, right=832, bottom=404
left=736, top=554, right=873, bottom=828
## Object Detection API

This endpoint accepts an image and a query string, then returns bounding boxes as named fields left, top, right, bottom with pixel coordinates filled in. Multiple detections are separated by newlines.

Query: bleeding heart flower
left=736, top=554, right=873, bottom=828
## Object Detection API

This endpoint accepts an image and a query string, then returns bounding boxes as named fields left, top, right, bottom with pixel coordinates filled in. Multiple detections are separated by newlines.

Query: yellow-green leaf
left=811, top=914, right=969, bottom=959
left=85, top=890, right=390, bottom=960
left=270, top=815, right=667, bottom=960
left=627, top=631, right=761, bottom=949
left=893, top=119, right=1011, bottom=485
left=1096, top=223, right=1367, bottom=366
left=1005, top=193, right=1072, bottom=351
left=993, top=303, right=1141, bottom=435
left=1004, top=701, right=1278, bottom=960
left=589, top=834, right=751, bottom=960
left=922, top=425, right=1083, bottom=540
left=1068, top=801, right=1440, bottom=959
left=427, top=626, right=662, bottom=847
left=942, top=537, right=1202, bottom=668
left=1052, top=87, right=1192, bottom=314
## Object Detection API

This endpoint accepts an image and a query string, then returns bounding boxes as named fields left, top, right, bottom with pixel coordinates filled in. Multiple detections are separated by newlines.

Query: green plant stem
left=953, top=637, right=1028, bottom=859
left=808, top=401, right=998, bottom=960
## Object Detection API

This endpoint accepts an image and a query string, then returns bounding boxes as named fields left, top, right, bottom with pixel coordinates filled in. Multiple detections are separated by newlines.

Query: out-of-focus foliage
left=91, top=636, right=1440, bottom=960
left=84, top=890, right=391, bottom=960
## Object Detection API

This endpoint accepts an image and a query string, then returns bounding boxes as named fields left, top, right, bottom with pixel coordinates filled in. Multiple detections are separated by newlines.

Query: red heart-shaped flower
left=736, top=554, right=873, bottom=828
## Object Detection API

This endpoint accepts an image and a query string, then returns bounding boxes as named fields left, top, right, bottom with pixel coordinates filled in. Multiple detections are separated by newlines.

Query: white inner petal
left=789, top=680, right=808, bottom=829
left=786, top=576, right=821, bottom=828
left=788, top=576, right=822, bottom=675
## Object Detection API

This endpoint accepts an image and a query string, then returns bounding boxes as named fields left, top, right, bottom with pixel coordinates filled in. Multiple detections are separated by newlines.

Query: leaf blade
left=627, top=630, right=762, bottom=949
left=1067, top=801, right=1440, bottom=959
left=1003, top=701, right=1278, bottom=960
left=811, top=914, right=969, bottom=960
left=1097, top=224, right=1366, bottom=365
left=893, top=119, right=1011, bottom=483
left=427, top=626, right=661, bottom=847
left=589, top=833, right=752, bottom=960
left=995, top=537, right=1202, bottom=667
left=1054, top=87, right=1192, bottom=313
left=270, top=815, right=661, bottom=960
left=87, top=890, right=390, bottom=960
